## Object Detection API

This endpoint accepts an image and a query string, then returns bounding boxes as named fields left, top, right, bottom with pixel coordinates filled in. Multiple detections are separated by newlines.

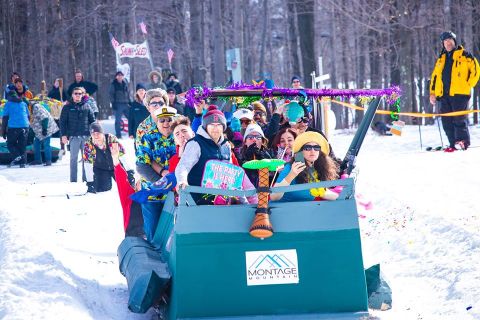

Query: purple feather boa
left=186, top=82, right=401, bottom=106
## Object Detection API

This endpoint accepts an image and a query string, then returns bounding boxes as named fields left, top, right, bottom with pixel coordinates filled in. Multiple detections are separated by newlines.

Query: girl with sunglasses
left=239, top=123, right=272, bottom=187
left=271, top=131, right=339, bottom=202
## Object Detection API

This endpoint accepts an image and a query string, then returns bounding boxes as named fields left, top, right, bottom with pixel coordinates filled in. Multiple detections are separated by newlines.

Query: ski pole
left=436, top=116, right=444, bottom=147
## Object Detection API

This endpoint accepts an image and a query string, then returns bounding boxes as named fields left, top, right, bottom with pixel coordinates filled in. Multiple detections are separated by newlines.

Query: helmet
left=440, top=31, right=456, bottom=42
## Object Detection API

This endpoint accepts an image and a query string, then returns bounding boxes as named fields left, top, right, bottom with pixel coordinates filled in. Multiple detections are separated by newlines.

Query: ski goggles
left=158, top=117, right=173, bottom=124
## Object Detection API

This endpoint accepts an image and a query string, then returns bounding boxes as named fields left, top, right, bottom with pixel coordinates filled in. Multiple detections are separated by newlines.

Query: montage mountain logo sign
left=245, top=249, right=299, bottom=286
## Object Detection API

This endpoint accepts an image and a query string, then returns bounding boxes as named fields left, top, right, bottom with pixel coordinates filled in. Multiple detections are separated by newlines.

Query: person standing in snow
left=429, top=31, right=480, bottom=152
left=60, top=87, right=96, bottom=182
left=146, top=70, right=167, bottom=91
left=30, top=102, right=59, bottom=166
left=109, top=71, right=131, bottom=138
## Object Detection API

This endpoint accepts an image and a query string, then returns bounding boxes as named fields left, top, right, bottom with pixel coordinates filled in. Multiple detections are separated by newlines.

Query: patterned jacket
left=83, top=133, right=125, bottom=164
left=31, top=103, right=59, bottom=139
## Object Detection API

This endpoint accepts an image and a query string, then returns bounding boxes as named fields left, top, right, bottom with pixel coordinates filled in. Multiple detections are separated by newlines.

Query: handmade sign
left=202, top=160, right=245, bottom=190
left=115, top=41, right=151, bottom=59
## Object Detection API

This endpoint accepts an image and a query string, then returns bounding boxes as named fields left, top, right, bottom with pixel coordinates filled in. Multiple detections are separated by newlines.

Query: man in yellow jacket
left=429, top=31, right=479, bottom=151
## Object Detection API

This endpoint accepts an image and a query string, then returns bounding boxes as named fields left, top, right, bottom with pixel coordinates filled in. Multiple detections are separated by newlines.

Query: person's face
left=301, top=142, right=321, bottom=165
left=14, top=82, right=23, bottom=91
left=11, top=74, right=19, bottom=83
left=91, top=131, right=104, bottom=144
left=443, top=38, right=455, bottom=52
left=240, top=118, right=252, bottom=129
left=292, top=79, right=301, bottom=89
left=116, top=74, right=124, bottom=82
left=254, top=110, right=266, bottom=124
left=54, top=79, right=60, bottom=88
left=173, top=124, right=194, bottom=147
left=137, top=88, right=146, bottom=101
left=152, top=75, right=159, bottom=83
left=147, top=97, right=166, bottom=117
left=167, top=92, right=176, bottom=103
left=293, top=117, right=309, bottom=133
left=72, top=90, right=84, bottom=102
left=245, top=132, right=262, bottom=148
left=75, top=72, right=83, bottom=82
left=157, top=116, right=173, bottom=137
left=206, top=123, right=224, bottom=143
left=279, top=131, right=295, bottom=150
left=169, top=75, right=176, bottom=81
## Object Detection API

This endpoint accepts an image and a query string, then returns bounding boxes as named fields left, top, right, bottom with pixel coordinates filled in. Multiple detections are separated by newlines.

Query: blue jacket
left=276, top=163, right=316, bottom=202
left=2, top=100, right=29, bottom=128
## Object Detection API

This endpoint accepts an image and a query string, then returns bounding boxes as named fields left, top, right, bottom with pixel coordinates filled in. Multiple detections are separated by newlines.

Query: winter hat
left=149, top=70, right=163, bottom=82
left=154, top=106, right=178, bottom=118
left=143, top=88, right=168, bottom=106
left=233, top=108, right=254, bottom=120
left=89, top=122, right=103, bottom=134
left=291, top=76, right=301, bottom=83
left=252, top=101, right=267, bottom=114
left=292, top=131, right=330, bottom=155
left=166, top=87, right=176, bottom=94
left=440, top=31, right=456, bottom=44
left=202, top=105, right=227, bottom=130
left=233, top=131, right=243, bottom=143
left=115, top=71, right=124, bottom=76
left=136, top=83, right=146, bottom=91
left=243, top=123, right=265, bottom=140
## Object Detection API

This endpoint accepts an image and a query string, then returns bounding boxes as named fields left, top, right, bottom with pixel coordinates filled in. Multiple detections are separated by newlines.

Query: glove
left=126, top=170, right=135, bottom=186
left=244, top=144, right=260, bottom=160
left=86, top=181, right=96, bottom=193
left=42, top=128, right=48, bottom=136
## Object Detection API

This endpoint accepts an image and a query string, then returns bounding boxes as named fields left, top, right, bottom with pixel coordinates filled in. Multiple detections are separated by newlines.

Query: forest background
left=1, top=0, right=479, bottom=127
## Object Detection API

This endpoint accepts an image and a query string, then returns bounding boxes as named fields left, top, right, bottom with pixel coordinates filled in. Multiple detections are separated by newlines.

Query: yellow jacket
left=430, top=46, right=480, bottom=97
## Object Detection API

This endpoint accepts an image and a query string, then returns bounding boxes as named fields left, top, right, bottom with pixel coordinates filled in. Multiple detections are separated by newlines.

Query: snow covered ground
left=0, top=123, right=479, bottom=320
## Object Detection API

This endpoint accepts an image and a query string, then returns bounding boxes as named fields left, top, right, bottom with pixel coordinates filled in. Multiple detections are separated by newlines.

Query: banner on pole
left=138, top=21, right=147, bottom=35
left=115, top=41, right=151, bottom=59
left=167, top=48, right=175, bottom=64
left=109, top=32, right=120, bottom=49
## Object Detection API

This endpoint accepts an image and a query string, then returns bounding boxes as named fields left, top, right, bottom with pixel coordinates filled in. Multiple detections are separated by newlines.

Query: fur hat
left=292, top=131, right=330, bottom=155
left=243, top=123, right=265, bottom=140
left=233, top=108, right=254, bottom=120
left=143, top=88, right=168, bottom=106
left=252, top=101, right=267, bottom=114
left=148, top=70, right=163, bottom=82
left=202, top=105, right=227, bottom=130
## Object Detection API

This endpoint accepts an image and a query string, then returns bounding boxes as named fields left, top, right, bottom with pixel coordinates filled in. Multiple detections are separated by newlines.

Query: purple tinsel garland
left=185, top=82, right=401, bottom=106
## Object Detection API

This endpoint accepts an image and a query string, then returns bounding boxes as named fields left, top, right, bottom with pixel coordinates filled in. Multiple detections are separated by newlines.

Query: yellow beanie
left=292, top=131, right=330, bottom=155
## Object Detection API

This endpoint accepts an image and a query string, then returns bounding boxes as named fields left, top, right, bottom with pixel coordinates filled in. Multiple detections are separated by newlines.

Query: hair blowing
left=295, top=152, right=338, bottom=183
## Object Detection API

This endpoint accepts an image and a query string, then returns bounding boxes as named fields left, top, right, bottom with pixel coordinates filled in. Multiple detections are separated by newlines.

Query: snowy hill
left=1, top=124, right=479, bottom=320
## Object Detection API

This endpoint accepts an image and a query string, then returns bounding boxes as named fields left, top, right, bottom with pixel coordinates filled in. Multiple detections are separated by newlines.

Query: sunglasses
left=158, top=117, right=173, bottom=123
left=73, top=92, right=83, bottom=96
left=293, top=80, right=301, bottom=83
left=302, top=144, right=321, bottom=151
left=245, top=135, right=262, bottom=141
left=297, top=117, right=310, bottom=124
left=254, top=111, right=266, bottom=117
left=149, top=101, right=165, bottom=107
left=240, top=119, right=252, bottom=124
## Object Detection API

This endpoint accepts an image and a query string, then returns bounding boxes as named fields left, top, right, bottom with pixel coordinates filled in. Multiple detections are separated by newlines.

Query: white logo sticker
left=245, top=249, right=299, bottom=286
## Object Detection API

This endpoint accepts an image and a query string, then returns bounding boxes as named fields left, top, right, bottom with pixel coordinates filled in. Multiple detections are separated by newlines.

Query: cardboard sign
left=201, top=160, right=244, bottom=190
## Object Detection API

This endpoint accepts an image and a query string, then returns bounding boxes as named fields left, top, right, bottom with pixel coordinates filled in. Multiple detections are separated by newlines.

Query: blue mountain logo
left=249, top=254, right=296, bottom=270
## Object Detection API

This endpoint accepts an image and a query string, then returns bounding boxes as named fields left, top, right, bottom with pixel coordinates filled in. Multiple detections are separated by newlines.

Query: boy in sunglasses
left=271, top=131, right=339, bottom=202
